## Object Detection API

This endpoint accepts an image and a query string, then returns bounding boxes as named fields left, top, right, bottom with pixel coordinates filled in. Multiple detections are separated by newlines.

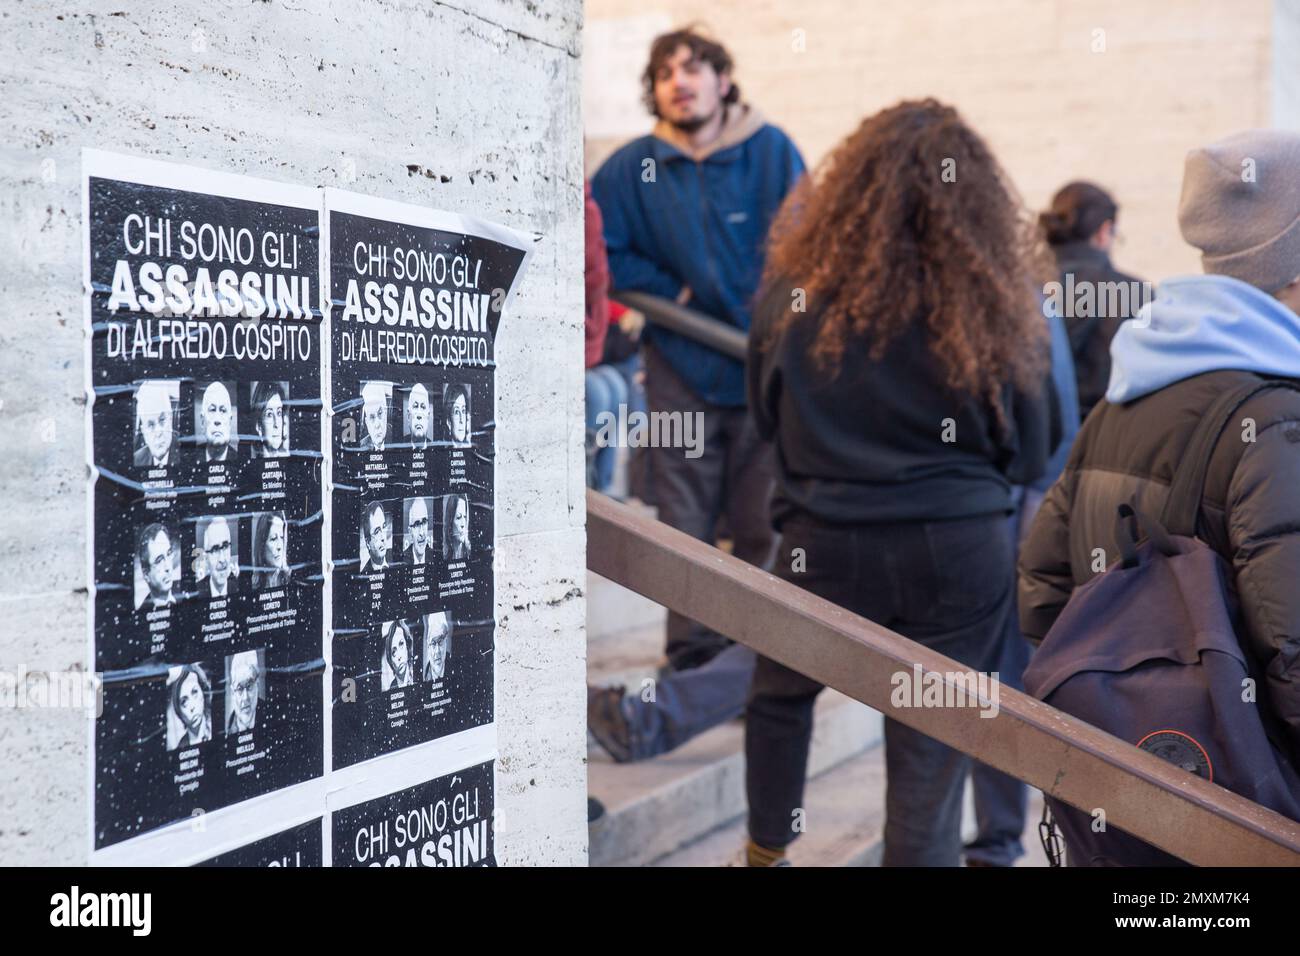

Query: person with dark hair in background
left=744, top=99, right=1056, bottom=867
left=590, top=26, right=805, bottom=674
left=1041, top=181, right=1148, bottom=420
left=252, top=512, right=291, bottom=589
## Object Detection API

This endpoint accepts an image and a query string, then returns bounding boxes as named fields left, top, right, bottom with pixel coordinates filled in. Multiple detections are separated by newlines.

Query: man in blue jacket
left=591, top=27, right=805, bottom=673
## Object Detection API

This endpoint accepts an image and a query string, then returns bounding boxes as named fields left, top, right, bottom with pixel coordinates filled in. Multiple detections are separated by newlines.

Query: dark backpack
left=1023, top=379, right=1300, bottom=866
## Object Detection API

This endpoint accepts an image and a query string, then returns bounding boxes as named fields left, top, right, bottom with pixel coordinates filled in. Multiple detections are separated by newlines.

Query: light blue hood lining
left=1107, top=274, right=1300, bottom=404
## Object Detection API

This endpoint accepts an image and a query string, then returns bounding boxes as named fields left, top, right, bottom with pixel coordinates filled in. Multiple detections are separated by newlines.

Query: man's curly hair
left=762, top=99, right=1050, bottom=413
left=641, top=27, right=741, bottom=117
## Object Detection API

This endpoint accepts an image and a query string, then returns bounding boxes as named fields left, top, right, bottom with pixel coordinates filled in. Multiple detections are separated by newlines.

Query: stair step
left=650, top=751, right=1052, bottom=867
left=588, top=690, right=882, bottom=867
left=586, top=621, right=664, bottom=690
left=652, top=744, right=887, bottom=867
left=587, top=570, right=666, bottom=644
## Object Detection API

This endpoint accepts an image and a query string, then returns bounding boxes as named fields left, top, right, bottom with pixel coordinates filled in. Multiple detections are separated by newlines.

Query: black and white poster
left=325, top=191, right=530, bottom=770
left=84, top=152, right=325, bottom=851
left=331, top=760, right=495, bottom=867
left=195, top=818, right=323, bottom=867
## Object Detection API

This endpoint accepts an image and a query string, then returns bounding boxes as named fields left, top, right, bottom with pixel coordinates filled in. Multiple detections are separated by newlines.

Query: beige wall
left=585, top=0, right=1279, bottom=283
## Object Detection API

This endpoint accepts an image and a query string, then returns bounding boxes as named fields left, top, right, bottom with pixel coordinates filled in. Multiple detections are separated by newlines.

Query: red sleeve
left=584, top=181, right=610, bottom=369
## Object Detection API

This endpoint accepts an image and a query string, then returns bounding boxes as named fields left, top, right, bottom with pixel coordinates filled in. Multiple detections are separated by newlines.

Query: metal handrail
left=611, top=290, right=748, bottom=361
left=587, top=488, right=1300, bottom=866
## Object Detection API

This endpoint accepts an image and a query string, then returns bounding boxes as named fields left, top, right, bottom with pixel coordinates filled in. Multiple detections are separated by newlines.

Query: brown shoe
left=587, top=685, right=634, bottom=763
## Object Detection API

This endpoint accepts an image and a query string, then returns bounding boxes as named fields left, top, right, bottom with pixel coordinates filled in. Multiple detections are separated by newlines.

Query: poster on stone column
left=325, top=190, right=530, bottom=770
left=83, top=152, right=325, bottom=851
left=332, top=760, right=495, bottom=867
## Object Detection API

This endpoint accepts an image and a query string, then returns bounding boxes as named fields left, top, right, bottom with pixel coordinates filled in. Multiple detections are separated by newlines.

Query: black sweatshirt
left=747, top=281, right=1054, bottom=528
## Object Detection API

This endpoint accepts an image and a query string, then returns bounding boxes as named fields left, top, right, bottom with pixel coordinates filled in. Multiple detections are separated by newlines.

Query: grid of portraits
left=351, top=378, right=473, bottom=452
left=132, top=511, right=297, bottom=610
left=130, top=378, right=297, bottom=469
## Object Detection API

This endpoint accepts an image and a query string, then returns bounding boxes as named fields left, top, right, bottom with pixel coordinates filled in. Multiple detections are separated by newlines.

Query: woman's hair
left=641, top=26, right=740, bottom=117
left=442, top=496, right=466, bottom=547
left=170, top=663, right=211, bottom=721
left=1039, top=181, right=1118, bottom=246
left=761, top=98, right=1049, bottom=411
left=251, top=381, right=286, bottom=439
left=384, top=620, right=412, bottom=670
left=252, top=511, right=286, bottom=584
left=443, top=384, right=469, bottom=428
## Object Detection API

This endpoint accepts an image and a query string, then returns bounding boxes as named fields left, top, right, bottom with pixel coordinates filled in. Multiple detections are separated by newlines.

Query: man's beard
left=667, top=103, right=721, bottom=134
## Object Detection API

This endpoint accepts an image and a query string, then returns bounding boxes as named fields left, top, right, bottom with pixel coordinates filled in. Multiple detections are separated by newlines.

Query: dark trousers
left=643, top=343, right=777, bottom=670
left=745, top=512, right=1013, bottom=866
left=965, top=487, right=1038, bottom=865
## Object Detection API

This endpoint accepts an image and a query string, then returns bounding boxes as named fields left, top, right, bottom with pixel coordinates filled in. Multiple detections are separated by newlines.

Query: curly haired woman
left=743, top=99, right=1058, bottom=867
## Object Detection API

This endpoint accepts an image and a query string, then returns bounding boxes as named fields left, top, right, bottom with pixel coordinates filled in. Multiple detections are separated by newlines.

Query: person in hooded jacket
left=1019, top=128, right=1300, bottom=765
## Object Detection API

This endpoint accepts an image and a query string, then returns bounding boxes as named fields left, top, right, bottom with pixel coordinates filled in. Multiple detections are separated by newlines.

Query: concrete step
left=651, top=743, right=886, bottom=867
left=587, top=569, right=665, bottom=644
left=588, top=690, right=883, bottom=867
left=650, top=749, right=1052, bottom=867
left=586, top=620, right=664, bottom=692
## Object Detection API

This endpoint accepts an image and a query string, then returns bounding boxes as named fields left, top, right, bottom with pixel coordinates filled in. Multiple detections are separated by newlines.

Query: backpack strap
left=1162, top=377, right=1300, bottom=537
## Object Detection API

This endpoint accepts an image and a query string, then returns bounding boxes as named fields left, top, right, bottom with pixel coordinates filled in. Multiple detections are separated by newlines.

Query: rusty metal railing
left=587, top=488, right=1300, bottom=867
left=611, top=290, right=748, bottom=361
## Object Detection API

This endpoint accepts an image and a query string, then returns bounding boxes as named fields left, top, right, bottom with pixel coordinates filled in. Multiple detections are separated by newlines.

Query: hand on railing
left=610, top=290, right=748, bottom=361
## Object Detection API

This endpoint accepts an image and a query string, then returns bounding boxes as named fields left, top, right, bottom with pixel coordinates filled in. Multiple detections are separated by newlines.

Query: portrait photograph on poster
left=403, top=496, right=435, bottom=566
left=443, top=382, right=471, bottom=448
left=402, top=381, right=435, bottom=450
left=248, top=380, right=291, bottom=459
left=224, top=649, right=265, bottom=735
left=165, top=662, right=215, bottom=752
left=441, top=494, right=470, bottom=561
left=196, top=515, right=240, bottom=598
left=192, top=379, right=239, bottom=463
left=358, top=380, right=392, bottom=452
left=134, top=520, right=181, bottom=610
left=422, top=611, right=452, bottom=683
left=133, top=379, right=180, bottom=469
left=360, top=499, right=394, bottom=572
left=251, top=511, right=291, bottom=589
left=379, top=619, right=416, bottom=691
